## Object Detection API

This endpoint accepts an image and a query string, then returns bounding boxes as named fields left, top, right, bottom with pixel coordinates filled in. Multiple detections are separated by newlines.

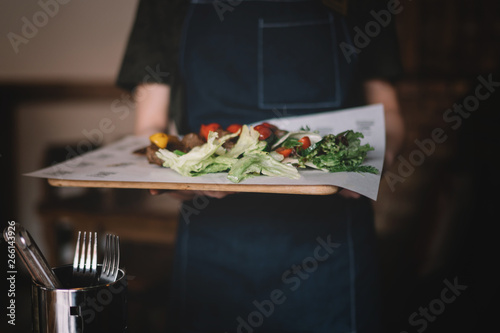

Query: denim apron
left=170, top=1, right=380, bottom=332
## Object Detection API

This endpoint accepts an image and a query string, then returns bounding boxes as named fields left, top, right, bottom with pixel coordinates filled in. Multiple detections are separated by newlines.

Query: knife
left=3, top=223, right=63, bottom=289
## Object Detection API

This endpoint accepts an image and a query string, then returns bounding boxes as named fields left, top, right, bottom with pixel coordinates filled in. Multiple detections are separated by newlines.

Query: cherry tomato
left=226, top=123, right=243, bottom=134
left=275, top=147, right=293, bottom=158
left=200, top=123, right=221, bottom=141
left=298, top=136, right=311, bottom=150
left=253, top=125, right=273, bottom=141
left=259, top=122, right=278, bottom=131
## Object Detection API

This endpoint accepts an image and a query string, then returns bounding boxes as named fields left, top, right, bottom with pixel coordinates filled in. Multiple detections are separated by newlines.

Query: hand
left=363, top=79, right=405, bottom=173
left=149, top=189, right=235, bottom=201
left=338, top=188, right=361, bottom=199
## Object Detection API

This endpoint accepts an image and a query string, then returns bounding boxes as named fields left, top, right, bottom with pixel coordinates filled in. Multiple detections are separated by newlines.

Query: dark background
left=2, top=0, right=500, bottom=332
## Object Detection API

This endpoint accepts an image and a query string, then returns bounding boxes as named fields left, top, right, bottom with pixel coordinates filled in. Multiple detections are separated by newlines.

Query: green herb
left=299, top=130, right=379, bottom=174
left=281, top=138, right=300, bottom=148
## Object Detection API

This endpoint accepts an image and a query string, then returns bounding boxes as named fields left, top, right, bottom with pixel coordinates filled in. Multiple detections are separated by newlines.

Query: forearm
left=363, top=79, right=405, bottom=169
left=133, top=83, right=171, bottom=136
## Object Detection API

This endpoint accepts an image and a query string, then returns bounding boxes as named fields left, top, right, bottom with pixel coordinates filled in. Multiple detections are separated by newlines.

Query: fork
left=98, top=234, right=120, bottom=285
left=72, top=231, right=98, bottom=286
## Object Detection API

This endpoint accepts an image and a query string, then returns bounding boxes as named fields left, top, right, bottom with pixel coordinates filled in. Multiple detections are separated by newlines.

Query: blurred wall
left=0, top=0, right=138, bottom=83
left=1, top=0, right=140, bottom=253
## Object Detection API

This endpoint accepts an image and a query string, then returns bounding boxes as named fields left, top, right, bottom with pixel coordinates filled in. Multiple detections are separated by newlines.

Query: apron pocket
left=258, top=14, right=341, bottom=110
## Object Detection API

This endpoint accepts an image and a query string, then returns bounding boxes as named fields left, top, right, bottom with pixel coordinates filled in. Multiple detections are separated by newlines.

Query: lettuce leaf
left=155, top=126, right=273, bottom=180
left=156, top=131, right=238, bottom=177
left=223, top=125, right=267, bottom=158
left=227, top=152, right=300, bottom=183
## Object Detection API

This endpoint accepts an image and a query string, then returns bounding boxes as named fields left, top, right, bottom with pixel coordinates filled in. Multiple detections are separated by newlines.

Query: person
left=117, top=0, right=405, bottom=332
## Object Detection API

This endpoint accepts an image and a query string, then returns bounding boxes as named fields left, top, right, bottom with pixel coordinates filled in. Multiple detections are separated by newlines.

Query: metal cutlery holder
left=31, top=265, right=127, bottom=333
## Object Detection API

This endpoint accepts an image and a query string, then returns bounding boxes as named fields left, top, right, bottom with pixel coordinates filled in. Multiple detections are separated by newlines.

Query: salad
left=141, top=122, right=378, bottom=183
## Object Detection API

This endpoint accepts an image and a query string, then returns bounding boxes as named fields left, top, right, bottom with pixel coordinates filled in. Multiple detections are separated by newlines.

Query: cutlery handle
left=3, top=223, right=63, bottom=289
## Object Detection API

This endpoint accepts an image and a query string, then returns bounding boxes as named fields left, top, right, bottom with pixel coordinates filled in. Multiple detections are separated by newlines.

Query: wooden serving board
left=48, top=179, right=338, bottom=195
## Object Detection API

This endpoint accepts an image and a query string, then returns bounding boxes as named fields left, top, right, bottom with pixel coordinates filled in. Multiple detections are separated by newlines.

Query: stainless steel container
left=31, top=265, right=127, bottom=333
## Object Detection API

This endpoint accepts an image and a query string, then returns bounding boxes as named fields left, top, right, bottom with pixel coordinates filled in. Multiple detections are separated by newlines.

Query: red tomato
left=259, top=122, right=278, bottom=131
left=226, top=123, right=243, bottom=134
left=275, top=147, right=293, bottom=158
left=298, top=136, right=311, bottom=149
left=200, top=123, right=221, bottom=141
left=253, top=125, right=272, bottom=141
